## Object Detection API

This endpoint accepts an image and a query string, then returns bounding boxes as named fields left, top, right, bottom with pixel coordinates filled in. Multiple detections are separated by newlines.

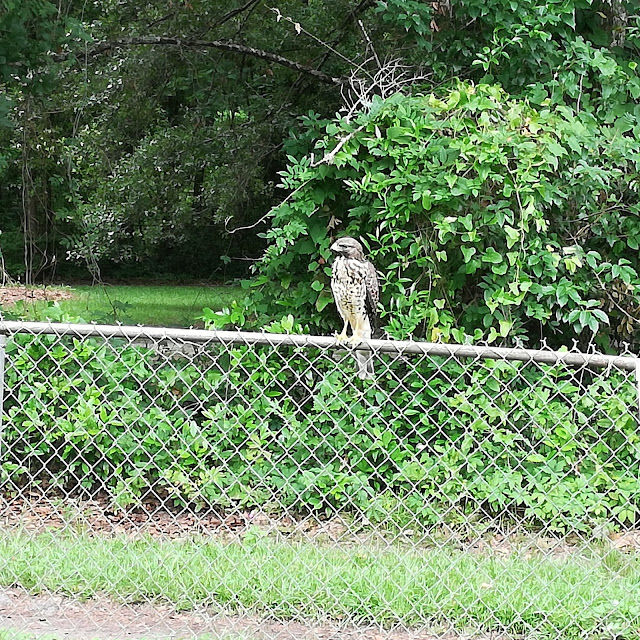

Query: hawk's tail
left=356, top=316, right=376, bottom=380
left=355, top=348, right=375, bottom=380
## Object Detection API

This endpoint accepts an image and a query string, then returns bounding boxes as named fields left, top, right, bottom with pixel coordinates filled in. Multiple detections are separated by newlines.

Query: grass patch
left=0, top=532, right=638, bottom=638
left=12, top=284, right=242, bottom=327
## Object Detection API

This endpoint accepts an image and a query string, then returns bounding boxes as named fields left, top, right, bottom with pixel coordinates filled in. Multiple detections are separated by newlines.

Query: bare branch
left=53, top=37, right=345, bottom=85
left=356, top=19, right=381, bottom=69
left=340, top=56, right=432, bottom=119
left=310, top=125, right=365, bottom=167
left=270, top=7, right=362, bottom=70
left=225, top=180, right=315, bottom=235
left=210, top=0, right=261, bottom=32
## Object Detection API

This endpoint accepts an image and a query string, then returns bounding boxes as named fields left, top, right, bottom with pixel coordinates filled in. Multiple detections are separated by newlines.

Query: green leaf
left=459, top=214, right=473, bottom=231
left=461, top=246, right=476, bottom=263
left=492, top=263, right=508, bottom=275
left=499, top=320, right=512, bottom=337
left=591, top=309, right=609, bottom=324
left=386, top=127, right=412, bottom=143
left=482, top=248, right=503, bottom=264
left=444, top=174, right=457, bottom=188
left=504, top=225, right=520, bottom=249
left=308, top=224, right=327, bottom=245
left=316, top=291, right=333, bottom=312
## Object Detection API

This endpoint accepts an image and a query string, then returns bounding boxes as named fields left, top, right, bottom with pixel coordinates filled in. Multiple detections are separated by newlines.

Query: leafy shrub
left=227, top=83, right=640, bottom=349
left=3, top=328, right=639, bottom=532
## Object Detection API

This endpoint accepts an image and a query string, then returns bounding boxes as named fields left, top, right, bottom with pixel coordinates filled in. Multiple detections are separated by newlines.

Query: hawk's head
left=330, top=236, right=365, bottom=260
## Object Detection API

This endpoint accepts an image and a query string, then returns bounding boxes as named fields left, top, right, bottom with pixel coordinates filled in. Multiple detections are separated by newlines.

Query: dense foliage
left=0, top=0, right=363, bottom=280
left=3, top=0, right=640, bottom=300
left=3, top=0, right=640, bottom=535
left=237, top=82, right=640, bottom=348
left=4, top=328, right=639, bottom=532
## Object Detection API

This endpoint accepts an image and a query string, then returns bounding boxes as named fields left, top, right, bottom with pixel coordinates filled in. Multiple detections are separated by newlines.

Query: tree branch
left=212, top=0, right=261, bottom=32
left=53, top=36, right=345, bottom=85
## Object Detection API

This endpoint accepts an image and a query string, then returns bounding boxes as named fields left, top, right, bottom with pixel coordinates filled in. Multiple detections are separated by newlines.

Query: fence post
left=0, top=334, right=5, bottom=463
left=636, top=357, right=640, bottom=419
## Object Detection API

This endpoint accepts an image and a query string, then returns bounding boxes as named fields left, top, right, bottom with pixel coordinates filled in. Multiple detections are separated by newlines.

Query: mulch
left=1, top=492, right=263, bottom=539
left=0, top=286, right=76, bottom=307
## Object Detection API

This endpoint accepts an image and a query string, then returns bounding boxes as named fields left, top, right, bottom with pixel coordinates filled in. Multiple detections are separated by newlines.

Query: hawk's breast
left=331, top=256, right=369, bottom=316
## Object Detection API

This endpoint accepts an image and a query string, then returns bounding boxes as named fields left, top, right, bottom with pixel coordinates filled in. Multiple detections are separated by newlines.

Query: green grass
left=0, top=532, right=638, bottom=639
left=12, top=284, right=242, bottom=327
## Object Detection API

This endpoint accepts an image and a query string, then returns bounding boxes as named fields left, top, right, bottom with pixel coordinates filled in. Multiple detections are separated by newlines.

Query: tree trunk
left=20, top=98, right=57, bottom=285
left=21, top=100, right=36, bottom=285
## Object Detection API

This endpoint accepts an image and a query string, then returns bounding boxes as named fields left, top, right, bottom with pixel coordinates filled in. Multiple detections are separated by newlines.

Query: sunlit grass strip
left=17, top=284, right=242, bottom=327
left=0, top=533, right=638, bottom=638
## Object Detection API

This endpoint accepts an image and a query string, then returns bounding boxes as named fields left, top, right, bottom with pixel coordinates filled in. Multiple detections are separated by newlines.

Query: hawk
left=329, top=236, right=380, bottom=379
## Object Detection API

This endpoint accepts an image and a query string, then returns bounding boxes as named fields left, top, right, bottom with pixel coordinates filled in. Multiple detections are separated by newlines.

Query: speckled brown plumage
left=329, top=236, right=380, bottom=379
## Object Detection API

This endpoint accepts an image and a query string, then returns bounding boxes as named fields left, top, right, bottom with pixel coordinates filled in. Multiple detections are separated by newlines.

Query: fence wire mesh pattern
left=0, top=321, right=639, bottom=640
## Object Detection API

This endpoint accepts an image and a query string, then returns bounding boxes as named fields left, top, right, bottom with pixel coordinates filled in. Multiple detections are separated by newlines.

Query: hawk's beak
left=330, top=241, right=340, bottom=253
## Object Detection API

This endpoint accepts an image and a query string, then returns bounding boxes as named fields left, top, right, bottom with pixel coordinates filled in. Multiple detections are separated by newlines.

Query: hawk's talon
left=334, top=331, right=349, bottom=344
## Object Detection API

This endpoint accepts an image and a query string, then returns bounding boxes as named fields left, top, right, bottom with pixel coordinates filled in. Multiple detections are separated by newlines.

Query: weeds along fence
left=0, top=320, right=639, bottom=640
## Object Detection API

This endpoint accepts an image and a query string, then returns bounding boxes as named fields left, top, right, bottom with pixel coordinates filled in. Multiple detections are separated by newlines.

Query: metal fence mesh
left=0, top=321, right=639, bottom=640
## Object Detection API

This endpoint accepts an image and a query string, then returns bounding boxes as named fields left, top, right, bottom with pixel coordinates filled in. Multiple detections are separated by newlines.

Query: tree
left=215, top=0, right=640, bottom=348
left=12, top=0, right=373, bottom=279
left=0, top=0, right=84, bottom=282
left=2, top=0, right=640, bottom=317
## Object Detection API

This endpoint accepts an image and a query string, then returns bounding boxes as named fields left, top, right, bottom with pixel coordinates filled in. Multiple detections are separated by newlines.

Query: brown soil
left=0, top=588, right=499, bottom=640
left=4, top=492, right=639, bottom=554
left=0, top=286, right=76, bottom=307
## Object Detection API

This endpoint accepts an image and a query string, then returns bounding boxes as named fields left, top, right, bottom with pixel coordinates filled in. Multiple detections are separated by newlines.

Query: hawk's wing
left=330, top=277, right=347, bottom=321
left=364, top=259, right=380, bottom=333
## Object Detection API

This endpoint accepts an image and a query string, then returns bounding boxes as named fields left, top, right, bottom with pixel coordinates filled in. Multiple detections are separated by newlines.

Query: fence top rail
left=0, top=320, right=636, bottom=371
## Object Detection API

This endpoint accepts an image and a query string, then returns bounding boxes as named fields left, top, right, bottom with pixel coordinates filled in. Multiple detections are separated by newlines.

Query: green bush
left=3, top=329, right=639, bottom=532
left=227, top=83, right=640, bottom=349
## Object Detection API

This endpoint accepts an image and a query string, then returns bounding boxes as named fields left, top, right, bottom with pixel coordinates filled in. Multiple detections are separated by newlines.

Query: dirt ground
left=0, top=286, right=75, bottom=307
left=0, top=587, right=506, bottom=640
left=3, top=491, right=640, bottom=553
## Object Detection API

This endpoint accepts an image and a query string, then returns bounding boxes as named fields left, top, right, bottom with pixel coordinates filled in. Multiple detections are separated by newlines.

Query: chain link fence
left=0, top=320, right=639, bottom=640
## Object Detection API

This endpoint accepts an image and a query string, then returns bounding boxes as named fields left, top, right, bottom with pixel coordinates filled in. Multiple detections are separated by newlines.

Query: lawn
left=1, top=532, right=639, bottom=639
left=4, top=284, right=242, bottom=327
